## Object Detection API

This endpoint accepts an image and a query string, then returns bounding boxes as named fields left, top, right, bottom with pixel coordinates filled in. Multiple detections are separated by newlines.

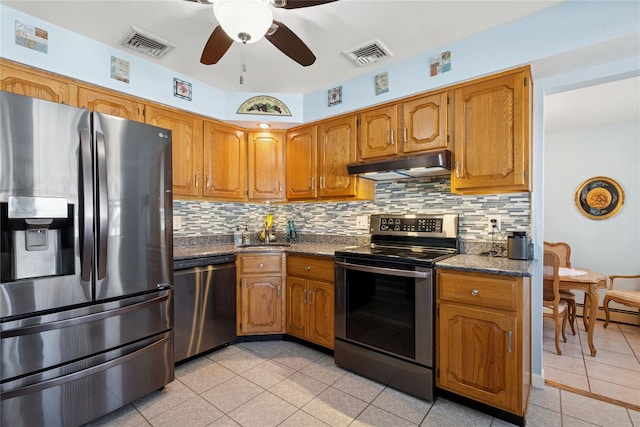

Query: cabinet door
left=309, top=280, right=334, bottom=349
left=286, top=126, right=317, bottom=200
left=78, top=87, right=145, bottom=122
left=239, top=276, right=283, bottom=334
left=452, top=70, right=531, bottom=194
left=358, top=105, right=399, bottom=160
left=247, top=131, right=285, bottom=201
left=317, top=115, right=358, bottom=199
left=286, top=276, right=309, bottom=340
left=439, top=304, right=518, bottom=413
left=402, top=92, right=449, bottom=154
left=1, top=61, right=77, bottom=106
left=146, top=106, right=203, bottom=198
left=203, top=122, right=246, bottom=200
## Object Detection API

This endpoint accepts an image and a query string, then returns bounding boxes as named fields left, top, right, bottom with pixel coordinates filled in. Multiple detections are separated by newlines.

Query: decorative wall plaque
left=575, top=176, right=624, bottom=220
left=237, top=96, right=291, bottom=116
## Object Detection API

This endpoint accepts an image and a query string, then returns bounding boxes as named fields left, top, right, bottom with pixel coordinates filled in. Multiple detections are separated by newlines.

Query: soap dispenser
left=234, top=226, right=242, bottom=246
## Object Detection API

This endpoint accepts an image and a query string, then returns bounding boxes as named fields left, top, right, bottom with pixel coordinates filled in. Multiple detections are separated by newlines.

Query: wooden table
left=558, top=268, right=607, bottom=357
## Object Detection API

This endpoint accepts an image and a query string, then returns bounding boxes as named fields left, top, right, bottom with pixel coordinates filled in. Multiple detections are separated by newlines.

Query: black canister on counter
left=507, top=232, right=528, bottom=260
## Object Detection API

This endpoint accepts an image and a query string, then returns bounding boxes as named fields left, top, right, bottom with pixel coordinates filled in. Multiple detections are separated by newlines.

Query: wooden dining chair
left=544, top=241, right=578, bottom=335
left=543, top=249, right=569, bottom=355
left=603, top=274, right=640, bottom=328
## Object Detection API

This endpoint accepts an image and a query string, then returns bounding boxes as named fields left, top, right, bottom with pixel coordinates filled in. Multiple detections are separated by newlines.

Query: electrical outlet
left=356, top=215, right=369, bottom=229
left=487, top=215, right=501, bottom=232
left=173, top=216, right=182, bottom=229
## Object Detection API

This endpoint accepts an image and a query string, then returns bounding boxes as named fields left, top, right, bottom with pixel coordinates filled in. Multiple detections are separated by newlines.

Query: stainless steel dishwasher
left=173, top=254, right=237, bottom=363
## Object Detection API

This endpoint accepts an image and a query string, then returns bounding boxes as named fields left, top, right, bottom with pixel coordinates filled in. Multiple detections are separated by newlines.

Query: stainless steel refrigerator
left=0, top=91, right=174, bottom=426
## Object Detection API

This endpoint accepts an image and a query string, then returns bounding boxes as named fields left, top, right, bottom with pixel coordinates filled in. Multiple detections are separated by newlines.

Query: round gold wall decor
left=575, top=176, right=624, bottom=220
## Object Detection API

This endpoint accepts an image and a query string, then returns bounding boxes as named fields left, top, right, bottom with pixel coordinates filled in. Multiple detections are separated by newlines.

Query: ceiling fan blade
left=265, top=21, right=316, bottom=66
left=274, top=0, right=338, bottom=9
left=200, top=26, right=233, bottom=65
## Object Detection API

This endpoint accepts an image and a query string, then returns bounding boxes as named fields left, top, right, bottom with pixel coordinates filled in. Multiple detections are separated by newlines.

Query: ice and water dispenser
left=0, top=196, right=75, bottom=282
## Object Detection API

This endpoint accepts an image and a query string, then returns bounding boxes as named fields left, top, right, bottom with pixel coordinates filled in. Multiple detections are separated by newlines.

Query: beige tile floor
left=543, top=316, right=640, bottom=410
left=84, top=338, right=640, bottom=427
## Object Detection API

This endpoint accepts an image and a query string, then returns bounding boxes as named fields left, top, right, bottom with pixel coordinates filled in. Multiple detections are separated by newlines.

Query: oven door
left=335, top=257, right=434, bottom=367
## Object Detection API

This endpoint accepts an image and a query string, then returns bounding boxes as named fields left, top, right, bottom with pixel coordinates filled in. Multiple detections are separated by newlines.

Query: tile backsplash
left=173, top=177, right=530, bottom=246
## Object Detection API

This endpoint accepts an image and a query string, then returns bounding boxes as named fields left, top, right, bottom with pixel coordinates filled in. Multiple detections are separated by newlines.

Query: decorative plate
left=575, top=176, right=624, bottom=220
left=237, top=96, right=291, bottom=116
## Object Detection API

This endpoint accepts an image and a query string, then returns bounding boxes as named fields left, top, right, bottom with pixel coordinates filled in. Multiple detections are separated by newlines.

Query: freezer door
left=1, top=290, right=172, bottom=382
left=92, top=113, right=172, bottom=300
left=0, top=92, right=93, bottom=318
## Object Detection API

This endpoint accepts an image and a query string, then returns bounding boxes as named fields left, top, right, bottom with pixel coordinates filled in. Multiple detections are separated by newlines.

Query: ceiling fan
left=186, top=0, right=337, bottom=67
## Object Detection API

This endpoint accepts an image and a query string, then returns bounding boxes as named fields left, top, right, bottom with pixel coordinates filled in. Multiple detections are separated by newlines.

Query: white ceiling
left=3, top=0, right=565, bottom=93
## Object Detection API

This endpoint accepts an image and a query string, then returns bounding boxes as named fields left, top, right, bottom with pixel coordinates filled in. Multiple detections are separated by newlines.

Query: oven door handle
left=335, top=261, right=430, bottom=278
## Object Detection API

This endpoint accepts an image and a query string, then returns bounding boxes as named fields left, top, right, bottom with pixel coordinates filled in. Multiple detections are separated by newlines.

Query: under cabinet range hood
left=347, top=150, right=452, bottom=181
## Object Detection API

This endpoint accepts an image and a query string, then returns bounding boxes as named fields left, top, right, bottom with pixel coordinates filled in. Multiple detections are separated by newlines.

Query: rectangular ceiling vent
left=342, top=39, right=393, bottom=66
left=119, top=26, right=176, bottom=58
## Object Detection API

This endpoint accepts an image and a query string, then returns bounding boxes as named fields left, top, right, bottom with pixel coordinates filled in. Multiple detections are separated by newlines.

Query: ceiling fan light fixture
left=214, top=0, right=273, bottom=44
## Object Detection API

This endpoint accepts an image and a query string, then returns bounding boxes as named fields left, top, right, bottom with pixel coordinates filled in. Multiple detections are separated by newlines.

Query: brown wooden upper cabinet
left=357, top=91, right=450, bottom=161
left=286, top=118, right=374, bottom=201
left=78, top=87, right=145, bottom=122
left=247, top=131, right=286, bottom=201
left=317, top=115, right=373, bottom=200
left=145, top=105, right=204, bottom=198
left=286, top=125, right=317, bottom=200
left=203, top=121, right=246, bottom=201
left=452, top=68, right=532, bottom=194
left=1, top=59, right=77, bottom=106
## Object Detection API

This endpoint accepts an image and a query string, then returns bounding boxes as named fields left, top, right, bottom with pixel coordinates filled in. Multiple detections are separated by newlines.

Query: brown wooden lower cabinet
left=236, top=254, right=285, bottom=335
left=286, top=255, right=335, bottom=349
left=437, top=269, right=531, bottom=418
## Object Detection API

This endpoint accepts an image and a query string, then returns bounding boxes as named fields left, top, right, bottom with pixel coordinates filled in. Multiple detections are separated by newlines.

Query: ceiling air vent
left=119, top=26, right=176, bottom=58
left=342, top=39, right=393, bottom=66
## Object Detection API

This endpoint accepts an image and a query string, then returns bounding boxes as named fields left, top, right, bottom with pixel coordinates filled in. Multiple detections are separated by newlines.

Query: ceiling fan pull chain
left=240, top=42, right=247, bottom=85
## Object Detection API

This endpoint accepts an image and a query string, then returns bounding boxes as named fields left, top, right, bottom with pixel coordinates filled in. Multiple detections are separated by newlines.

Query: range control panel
left=378, top=217, right=442, bottom=233
left=369, top=214, right=459, bottom=238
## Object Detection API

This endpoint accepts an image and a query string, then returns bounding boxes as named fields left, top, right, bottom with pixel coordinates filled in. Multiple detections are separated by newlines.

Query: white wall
left=544, top=122, right=640, bottom=305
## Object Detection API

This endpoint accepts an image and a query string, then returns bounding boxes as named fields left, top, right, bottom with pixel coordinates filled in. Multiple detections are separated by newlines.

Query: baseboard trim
left=532, top=372, right=545, bottom=389
left=545, top=380, right=640, bottom=412
left=575, top=304, right=639, bottom=326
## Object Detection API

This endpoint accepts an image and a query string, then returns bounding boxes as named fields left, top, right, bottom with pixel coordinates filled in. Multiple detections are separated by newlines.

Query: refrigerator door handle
left=96, top=131, right=109, bottom=280
left=80, top=128, right=94, bottom=282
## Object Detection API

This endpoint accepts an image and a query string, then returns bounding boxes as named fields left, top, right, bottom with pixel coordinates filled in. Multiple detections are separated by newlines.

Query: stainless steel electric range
left=334, top=214, right=459, bottom=401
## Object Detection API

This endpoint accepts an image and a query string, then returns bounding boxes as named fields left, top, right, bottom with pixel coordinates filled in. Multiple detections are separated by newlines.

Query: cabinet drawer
left=438, top=271, right=517, bottom=311
left=287, top=256, right=334, bottom=282
left=240, top=254, right=282, bottom=274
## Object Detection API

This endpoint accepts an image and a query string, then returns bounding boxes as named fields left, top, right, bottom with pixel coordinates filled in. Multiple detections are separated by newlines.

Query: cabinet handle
left=311, top=177, right=315, bottom=190
left=403, top=127, right=407, bottom=143
left=258, top=263, right=264, bottom=269
left=309, top=290, right=313, bottom=304
left=319, top=176, right=324, bottom=189
left=277, top=285, right=281, bottom=299
left=390, top=129, right=395, bottom=145
left=279, top=182, right=282, bottom=192
left=305, top=265, right=311, bottom=271
left=508, top=331, right=513, bottom=353
left=195, top=174, right=199, bottom=188
left=471, top=289, right=479, bottom=296
left=455, top=161, right=460, bottom=178
left=206, top=175, right=211, bottom=188
left=303, top=289, right=307, bottom=303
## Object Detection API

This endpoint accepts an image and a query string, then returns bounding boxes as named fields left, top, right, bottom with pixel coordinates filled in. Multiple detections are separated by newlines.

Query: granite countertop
left=173, top=242, right=356, bottom=260
left=436, top=254, right=536, bottom=277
